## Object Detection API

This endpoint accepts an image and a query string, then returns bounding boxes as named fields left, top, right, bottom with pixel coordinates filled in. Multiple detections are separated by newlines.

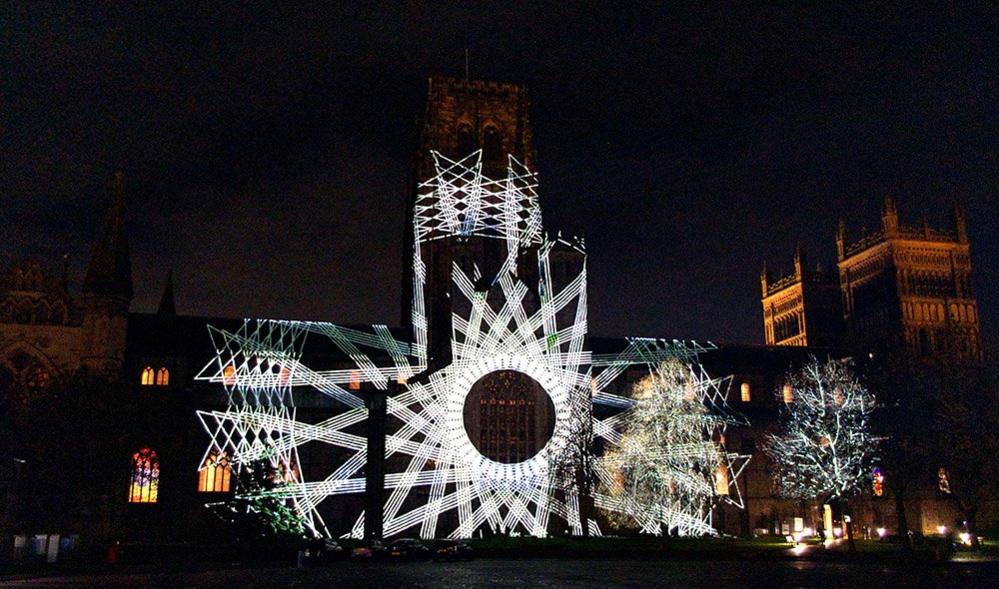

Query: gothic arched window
left=156, top=367, right=169, bottom=386
left=482, top=125, right=503, bottom=162
left=129, top=448, right=160, bottom=503
left=141, top=367, right=155, bottom=386
left=714, top=464, right=730, bottom=495
left=198, top=450, right=232, bottom=493
left=456, top=123, right=474, bottom=156
left=740, top=382, right=751, bottom=403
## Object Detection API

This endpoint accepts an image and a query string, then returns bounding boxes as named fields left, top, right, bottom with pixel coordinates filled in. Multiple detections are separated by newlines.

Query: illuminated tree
left=600, top=359, right=747, bottom=536
left=765, top=358, right=878, bottom=548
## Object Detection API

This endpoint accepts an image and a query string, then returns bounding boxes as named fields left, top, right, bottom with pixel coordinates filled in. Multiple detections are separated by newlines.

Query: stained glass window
left=872, top=467, right=884, bottom=496
left=155, top=367, right=169, bottom=386
left=141, top=367, right=154, bottom=386
left=129, top=448, right=159, bottom=503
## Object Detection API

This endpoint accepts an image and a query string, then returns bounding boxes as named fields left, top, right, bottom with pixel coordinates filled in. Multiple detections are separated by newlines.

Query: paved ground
left=2, top=558, right=998, bottom=588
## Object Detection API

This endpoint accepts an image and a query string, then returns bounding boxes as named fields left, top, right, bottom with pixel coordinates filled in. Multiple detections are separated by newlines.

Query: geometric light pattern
left=598, top=359, right=750, bottom=536
left=196, top=151, right=748, bottom=538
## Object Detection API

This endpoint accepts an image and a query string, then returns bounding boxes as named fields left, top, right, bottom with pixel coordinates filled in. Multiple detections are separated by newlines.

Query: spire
left=836, top=218, right=847, bottom=260
left=953, top=202, right=968, bottom=243
left=157, top=269, right=176, bottom=315
left=793, top=242, right=805, bottom=278
left=83, top=170, right=133, bottom=301
left=882, top=194, right=899, bottom=234
left=760, top=261, right=769, bottom=297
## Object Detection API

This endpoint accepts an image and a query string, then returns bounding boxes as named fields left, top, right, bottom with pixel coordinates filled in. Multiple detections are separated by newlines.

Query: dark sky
left=3, top=3, right=997, bottom=345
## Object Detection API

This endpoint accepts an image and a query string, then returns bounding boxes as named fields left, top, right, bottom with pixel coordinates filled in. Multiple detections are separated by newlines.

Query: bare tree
left=926, top=350, right=999, bottom=546
left=547, top=388, right=596, bottom=537
left=865, top=350, right=936, bottom=550
left=765, top=357, right=879, bottom=550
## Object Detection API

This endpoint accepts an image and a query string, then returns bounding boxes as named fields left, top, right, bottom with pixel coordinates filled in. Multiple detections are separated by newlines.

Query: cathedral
left=762, top=197, right=980, bottom=360
left=0, top=76, right=990, bottom=563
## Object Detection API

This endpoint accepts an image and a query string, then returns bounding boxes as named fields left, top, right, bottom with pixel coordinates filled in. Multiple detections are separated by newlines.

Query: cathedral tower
left=404, top=77, right=539, bottom=369
left=838, top=197, right=980, bottom=359
left=761, top=245, right=843, bottom=347
left=79, top=170, right=133, bottom=374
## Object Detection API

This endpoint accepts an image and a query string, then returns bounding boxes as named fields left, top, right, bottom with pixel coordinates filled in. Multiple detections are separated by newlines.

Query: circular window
left=462, top=370, right=555, bottom=464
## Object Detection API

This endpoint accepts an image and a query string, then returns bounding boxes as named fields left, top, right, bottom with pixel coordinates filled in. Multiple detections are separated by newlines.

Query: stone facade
left=761, top=245, right=843, bottom=347
left=763, top=196, right=981, bottom=360
left=837, top=197, right=980, bottom=360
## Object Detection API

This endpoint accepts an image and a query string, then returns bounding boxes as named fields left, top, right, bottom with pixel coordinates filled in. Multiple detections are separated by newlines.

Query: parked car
left=350, top=540, right=386, bottom=560
left=387, top=538, right=432, bottom=560
left=434, top=540, right=473, bottom=561
left=308, top=538, right=345, bottom=563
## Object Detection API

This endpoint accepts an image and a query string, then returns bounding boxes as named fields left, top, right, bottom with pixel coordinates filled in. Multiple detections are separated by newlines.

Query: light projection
left=196, top=151, right=748, bottom=538
left=599, top=359, right=748, bottom=536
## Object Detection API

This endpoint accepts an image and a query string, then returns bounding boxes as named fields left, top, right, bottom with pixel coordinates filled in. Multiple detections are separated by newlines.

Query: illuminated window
left=782, top=383, right=794, bottom=404
left=198, top=450, right=232, bottom=493
left=714, top=464, right=729, bottom=495
left=141, top=366, right=155, bottom=386
left=740, top=382, right=751, bottom=403
left=155, top=367, right=169, bottom=386
left=833, top=386, right=844, bottom=405
left=938, top=467, right=951, bottom=494
left=872, top=467, right=884, bottom=496
left=222, top=363, right=236, bottom=386
left=128, top=448, right=159, bottom=503
left=349, top=370, right=361, bottom=391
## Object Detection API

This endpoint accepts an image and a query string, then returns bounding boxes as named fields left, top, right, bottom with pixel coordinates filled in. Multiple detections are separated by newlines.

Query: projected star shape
left=196, top=151, right=748, bottom=539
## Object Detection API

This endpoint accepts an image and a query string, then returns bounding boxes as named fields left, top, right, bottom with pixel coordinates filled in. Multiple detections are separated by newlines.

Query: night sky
left=3, top=4, right=997, bottom=345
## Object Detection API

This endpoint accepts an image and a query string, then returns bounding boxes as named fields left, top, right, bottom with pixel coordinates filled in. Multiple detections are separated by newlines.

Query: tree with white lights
left=601, top=358, right=742, bottom=536
left=765, top=357, right=878, bottom=549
